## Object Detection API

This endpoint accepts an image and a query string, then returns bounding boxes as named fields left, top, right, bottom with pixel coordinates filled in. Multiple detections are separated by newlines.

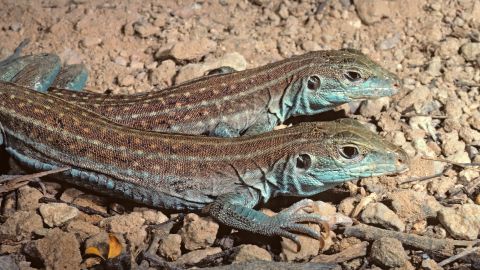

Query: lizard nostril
left=396, top=153, right=410, bottom=171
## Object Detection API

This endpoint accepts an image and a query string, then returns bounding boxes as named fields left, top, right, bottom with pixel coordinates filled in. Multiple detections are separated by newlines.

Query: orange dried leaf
left=85, top=246, right=105, bottom=260
left=107, top=234, right=123, bottom=259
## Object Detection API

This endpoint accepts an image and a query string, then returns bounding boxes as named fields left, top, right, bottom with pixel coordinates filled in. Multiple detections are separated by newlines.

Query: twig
left=421, top=157, right=480, bottom=168
left=438, top=246, right=480, bottom=267
left=39, top=197, right=111, bottom=218
left=197, top=261, right=341, bottom=270
left=399, top=165, right=451, bottom=185
left=344, top=224, right=479, bottom=254
left=311, top=241, right=368, bottom=263
left=454, top=80, right=480, bottom=88
left=139, top=215, right=185, bottom=270
left=140, top=252, right=182, bottom=270
left=401, top=114, right=448, bottom=119
left=465, top=177, right=480, bottom=195
left=351, top=193, right=378, bottom=218
left=188, top=246, right=241, bottom=268
left=0, top=167, right=70, bottom=194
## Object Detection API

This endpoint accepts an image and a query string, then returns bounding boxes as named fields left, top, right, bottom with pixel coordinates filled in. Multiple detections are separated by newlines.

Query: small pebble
left=438, top=204, right=480, bottom=240
left=158, top=234, right=182, bottom=261
left=80, top=37, right=102, bottom=47
left=370, top=237, right=409, bottom=268
left=39, top=203, right=79, bottom=227
left=179, top=213, right=219, bottom=251
left=232, top=244, right=272, bottom=263
left=114, top=56, right=128, bottom=66
left=361, top=202, right=405, bottom=231
left=118, top=74, right=135, bottom=87
left=461, top=42, right=480, bottom=61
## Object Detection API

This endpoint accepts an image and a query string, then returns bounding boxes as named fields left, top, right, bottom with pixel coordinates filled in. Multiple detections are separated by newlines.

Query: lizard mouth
left=348, top=87, right=398, bottom=99
left=347, top=161, right=409, bottom=177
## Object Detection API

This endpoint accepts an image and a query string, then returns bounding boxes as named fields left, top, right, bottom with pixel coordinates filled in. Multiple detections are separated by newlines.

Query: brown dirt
left=1, top=0, right=480, bottom=269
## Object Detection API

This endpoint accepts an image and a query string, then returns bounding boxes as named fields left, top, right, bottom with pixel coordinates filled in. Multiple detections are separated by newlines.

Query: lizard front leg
left=205, top=189, right=329, bottom=247
left=51, top=64, right=88, bottom=91
left=10, top=54, right=61, bottom=92
left=242, top=113, right=279, bottom=136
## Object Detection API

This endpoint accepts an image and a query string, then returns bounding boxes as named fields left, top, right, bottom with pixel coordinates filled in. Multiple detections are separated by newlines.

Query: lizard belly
left=6, top=145, right=227, bottom=210
left=2, top=130, right=240, bottom=210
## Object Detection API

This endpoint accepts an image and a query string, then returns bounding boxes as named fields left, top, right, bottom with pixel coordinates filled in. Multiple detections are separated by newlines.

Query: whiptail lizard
left=0, top=81, right=409, bottom=244
left=2, top=46, right=401, bottom=137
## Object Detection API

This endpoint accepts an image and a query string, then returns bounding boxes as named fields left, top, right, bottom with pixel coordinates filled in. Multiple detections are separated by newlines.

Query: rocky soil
left=0, top=0, right=479, bottom=269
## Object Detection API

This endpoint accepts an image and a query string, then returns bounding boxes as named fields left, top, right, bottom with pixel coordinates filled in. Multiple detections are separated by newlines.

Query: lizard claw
left=268, top=199, right=331, bottom=251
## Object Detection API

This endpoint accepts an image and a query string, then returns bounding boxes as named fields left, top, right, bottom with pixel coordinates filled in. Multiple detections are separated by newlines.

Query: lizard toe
left=281, top=223, right=322, bottom=240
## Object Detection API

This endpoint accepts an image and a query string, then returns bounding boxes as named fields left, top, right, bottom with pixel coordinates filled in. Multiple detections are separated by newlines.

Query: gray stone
left=175, top=247, right=222, bottom=265
left=370, top=237, right=408, bottom=268
left=0, top=211, right=43, bottom=239
left=233, top=244, right=272, bottom=263
left=150, top=60, right=176, bottom=87
left=359, top=97, right=391, bottom=118
left=175, top=52, right=246, bottom=84
left=39, top=203, right=79, bottom=227
left=461, top=42, right=480, bottom=61
left=179, top=213, right=219, bottom=251
left=80, top=37, right=102, bottom=47
left=438, top=204, right=480, bottom=240
left=389, top=190, right=442, bottom=223
left=0, top=255, right=19, bottom=270
left=161, top=38, right=217, bottom=61
left=28, top=228, right=82, bottom=270
left=134, top=22, right=158, bottom=38
left=66, top=220, right=101, bottom=241
left=100, top=212, right=147, bottom=249
left=361, top=203, right=405, bottom=231
left=353, top=0, right=391, bottom=25
left=158, top=234, right=182, bottom=261
left=17, top=186, right=43, bottom=211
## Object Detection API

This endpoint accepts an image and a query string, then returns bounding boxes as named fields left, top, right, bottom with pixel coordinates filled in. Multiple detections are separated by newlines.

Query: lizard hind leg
left=0, top=39, right=61, bottom=92
left=206, top=191, right=330, bottom=250
left=10, top=54, right=61, bottom=92
left=0, top=39, right=30, bottom=66
left=210, top=122, right=240, bottom=137
left=0, top=39, right=88, bottom=92
left=51, top=64, right=88, bottom=91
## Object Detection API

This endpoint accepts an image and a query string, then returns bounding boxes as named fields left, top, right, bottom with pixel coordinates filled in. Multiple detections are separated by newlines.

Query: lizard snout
left=395, top=149, right=410, bottom=173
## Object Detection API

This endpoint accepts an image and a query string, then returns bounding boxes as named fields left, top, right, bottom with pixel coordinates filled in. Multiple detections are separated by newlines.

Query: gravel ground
left=0, top=0, right=479, bottom=269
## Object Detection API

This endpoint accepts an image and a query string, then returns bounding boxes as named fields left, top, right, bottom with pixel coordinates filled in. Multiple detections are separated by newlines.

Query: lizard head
left=277, top=118, right=409, bottom=196
left=287, top=49, right=400, bottom=117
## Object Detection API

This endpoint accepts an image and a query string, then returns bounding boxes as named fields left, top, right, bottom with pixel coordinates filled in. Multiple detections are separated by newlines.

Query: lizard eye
left=338, top=145, right=361, bottom=160
left=296, top=154, right=312, bottom=170
left=344, top=71, right=363, bottom=82
left=307, top=75, right=321, bottom=90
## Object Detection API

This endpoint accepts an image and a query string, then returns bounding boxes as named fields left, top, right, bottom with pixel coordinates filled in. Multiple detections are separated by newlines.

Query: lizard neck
left=272, top=76, right=336, bottom=123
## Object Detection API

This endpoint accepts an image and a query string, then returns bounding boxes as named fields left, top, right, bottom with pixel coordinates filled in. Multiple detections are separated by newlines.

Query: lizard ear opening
left=307, top=75, right=321, bottom=90
left=296, top=154, right=312, bottom=170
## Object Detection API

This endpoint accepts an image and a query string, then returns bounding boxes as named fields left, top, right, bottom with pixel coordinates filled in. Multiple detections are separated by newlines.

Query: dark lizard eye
left=344, top=71, right=363, bottom=82
left=296, top=154, right=312, bottom=170
left=338, top=145, right=360, bottom=160
left=307, top=75, right=321, bottom=90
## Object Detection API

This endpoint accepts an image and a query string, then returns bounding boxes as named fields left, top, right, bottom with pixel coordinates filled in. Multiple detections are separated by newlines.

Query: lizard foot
left=268, top=199, right=330, bottom=250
